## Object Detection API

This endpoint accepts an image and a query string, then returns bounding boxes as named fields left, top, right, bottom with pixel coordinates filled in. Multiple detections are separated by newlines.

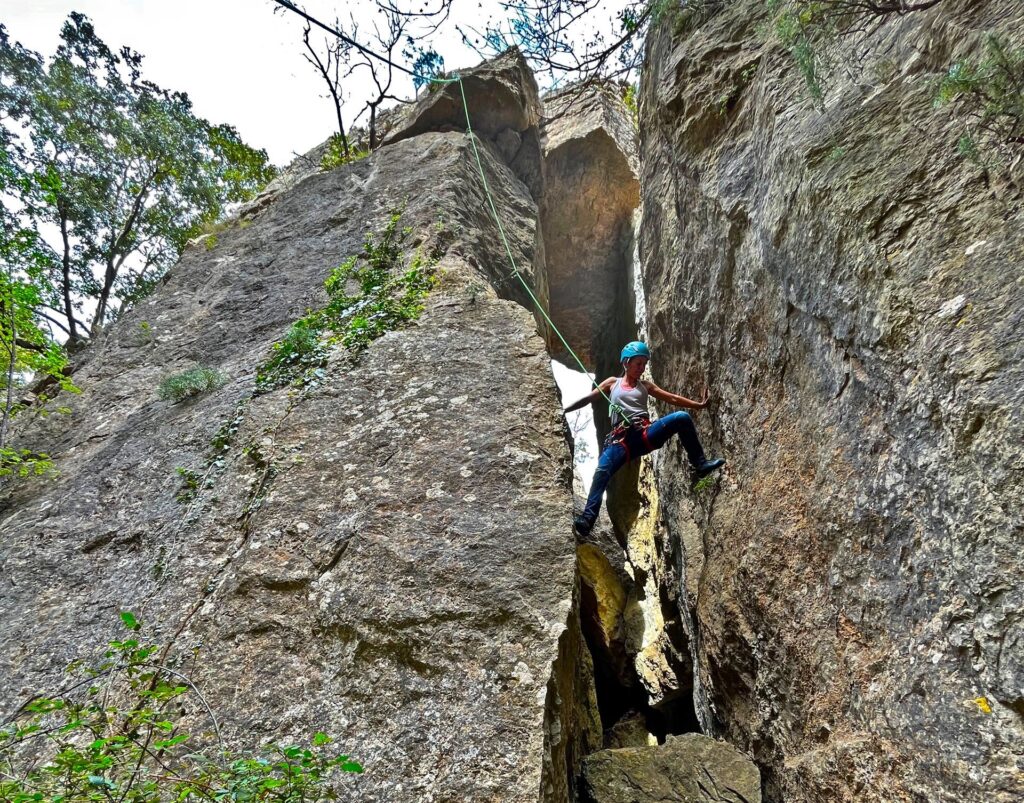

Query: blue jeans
left=577, top=412, right=705, bottom=532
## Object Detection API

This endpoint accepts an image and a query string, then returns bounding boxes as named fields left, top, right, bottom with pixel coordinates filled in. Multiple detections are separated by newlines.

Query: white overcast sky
left=3, top=0, right=629, bottom=166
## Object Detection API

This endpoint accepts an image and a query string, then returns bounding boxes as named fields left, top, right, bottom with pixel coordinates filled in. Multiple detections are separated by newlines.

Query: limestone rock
left=384, top=47, right=541, bottom=145
left=540, top=85, right=640, bottom=436
left=0, top=126, right=587, bottom=802
left=639, top=2, right=1024, bottom=801
left=581, top=734, right=761, bottom=803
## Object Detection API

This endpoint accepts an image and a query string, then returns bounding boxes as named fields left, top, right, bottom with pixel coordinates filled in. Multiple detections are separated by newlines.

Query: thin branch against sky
left=4, top=0, right=636, bottom=166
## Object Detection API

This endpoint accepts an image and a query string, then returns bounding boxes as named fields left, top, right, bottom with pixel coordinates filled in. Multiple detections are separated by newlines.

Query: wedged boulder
left=384, top=47, right=541, bottom=145
left=539, top=86, right=640, bottom=435
left=578, top=542, right=628, bottom=676
left=581, top=734, right=762, bottom=803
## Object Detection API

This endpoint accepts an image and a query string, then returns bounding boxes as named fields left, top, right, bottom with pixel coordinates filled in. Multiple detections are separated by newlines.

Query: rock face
left=0, top=55, right=598, bottom=802
left=386, top=47, right=546, bottom=200
left=540, top=87, right=640, bottom=436
left=386, top=47, right=542, bottom=145
left=581, top=734, right=761, bottom=803
left=639, top=3, right=1024, bottom=802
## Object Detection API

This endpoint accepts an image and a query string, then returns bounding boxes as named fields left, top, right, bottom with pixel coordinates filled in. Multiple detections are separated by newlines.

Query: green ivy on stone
left=256, top=206, right=439, bottom=394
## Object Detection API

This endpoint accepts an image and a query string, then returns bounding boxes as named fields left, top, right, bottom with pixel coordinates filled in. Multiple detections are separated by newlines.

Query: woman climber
left=565, top=341, right=725, bottom=537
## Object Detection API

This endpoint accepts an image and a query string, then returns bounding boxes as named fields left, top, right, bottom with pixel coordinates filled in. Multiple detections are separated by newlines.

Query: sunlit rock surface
left=0, top=63, right=592, bottom=803
left=639, top=2, right=1024, bottom=801
left=581, top=734, right=761, bottom=803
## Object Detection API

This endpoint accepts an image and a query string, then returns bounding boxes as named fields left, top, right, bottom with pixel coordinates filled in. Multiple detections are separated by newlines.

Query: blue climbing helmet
left=620, top=341, right=651, bottom=364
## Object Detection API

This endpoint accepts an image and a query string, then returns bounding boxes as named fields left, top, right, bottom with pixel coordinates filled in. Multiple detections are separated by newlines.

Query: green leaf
left=120, top=611, right=140, bottom=631
left=153, top=733, right=190, bottom=750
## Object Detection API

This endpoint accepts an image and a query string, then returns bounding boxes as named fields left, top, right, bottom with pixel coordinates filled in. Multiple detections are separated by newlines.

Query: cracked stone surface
left=581, top=734, right=761, bottom=803
left=0, top=96, right=594, bottom=801
left=639, top=3, right=1024, bottom=802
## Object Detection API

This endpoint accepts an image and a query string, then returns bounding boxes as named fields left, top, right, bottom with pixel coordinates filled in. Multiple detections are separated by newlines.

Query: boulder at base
left=581, top=733, right=761, bottom=803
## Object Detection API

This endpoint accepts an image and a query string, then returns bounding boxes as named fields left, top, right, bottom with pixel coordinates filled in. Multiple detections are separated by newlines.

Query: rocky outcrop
left=540, top=86, right=640, bottom=437
left=386, top=47, right=541, bottom=145
left=0, top=55, right=596, bottom=802
left=639, top=2, right=1024, bottom=802
left=386, top=47, right=546, bottom=200
left=581, top=734, right=761, bottom=803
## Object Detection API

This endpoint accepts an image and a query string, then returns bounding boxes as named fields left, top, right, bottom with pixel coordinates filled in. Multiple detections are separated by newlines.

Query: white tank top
left=609, top=378, right=649, bottom=426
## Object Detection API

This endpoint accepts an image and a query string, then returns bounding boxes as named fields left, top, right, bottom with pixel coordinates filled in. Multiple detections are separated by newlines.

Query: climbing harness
left=604, top=417, right=652, bottom=462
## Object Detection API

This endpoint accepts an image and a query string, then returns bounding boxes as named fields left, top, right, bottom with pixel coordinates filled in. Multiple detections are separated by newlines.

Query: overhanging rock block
left=384, top=47, right=541, bottom=145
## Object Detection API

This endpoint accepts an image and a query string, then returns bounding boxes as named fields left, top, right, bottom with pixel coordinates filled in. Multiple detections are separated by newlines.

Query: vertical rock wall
left=640, top=3, right=1023, bottom=802
left=540, top=87, right=641, bottom=439
left=0, top=54, right=600, bottom=803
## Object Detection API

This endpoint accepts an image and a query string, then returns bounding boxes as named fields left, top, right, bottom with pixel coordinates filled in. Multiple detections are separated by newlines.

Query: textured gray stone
left=384, top=47, right=541, bottom=145
left=581, top=734, right=761, bottom=803
left=0, top=125, right=591, bottom=803
left=540, top=86, right=640, bottom=436
left=638, top=3, right=1024, bottom=802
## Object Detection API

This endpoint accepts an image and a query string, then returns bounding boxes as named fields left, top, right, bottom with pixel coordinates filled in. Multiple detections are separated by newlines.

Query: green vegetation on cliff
left=0, top=614, right=362, bottom=801
left=256, top=206, right=439, bottom=393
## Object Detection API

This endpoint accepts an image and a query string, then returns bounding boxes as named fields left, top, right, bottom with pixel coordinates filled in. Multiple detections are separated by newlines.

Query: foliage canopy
left=0, top=13, right=277, bottom=344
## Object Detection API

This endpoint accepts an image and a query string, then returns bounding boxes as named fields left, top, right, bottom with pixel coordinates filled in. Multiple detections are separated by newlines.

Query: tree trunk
left=0, top=287, right=17, bottom=451
left=59, top=212, right=80, bottom=345
left=330, top=87, right=350, bottom=157
left=91, top=258, right=118, bottom=337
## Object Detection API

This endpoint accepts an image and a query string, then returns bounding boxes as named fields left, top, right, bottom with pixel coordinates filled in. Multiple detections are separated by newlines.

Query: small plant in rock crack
left=934, top=34, right=1024, bottom=171
left=0, top=612, right=363, bottom=802
left=255, top=205, right=438, bottom=394
left=174, top=465, right=202, bottom=503
left=158, top=365, right=226, bottom=402
left=255, top=318, right=330, bottom=394
left=133, top=320, right=155, bottom=346
left=693, top=473, right=717, bottom=492
left=210, top=401, right=248, bottom=453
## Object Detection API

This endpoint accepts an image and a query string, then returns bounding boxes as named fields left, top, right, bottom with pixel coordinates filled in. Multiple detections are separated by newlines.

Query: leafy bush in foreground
left=0, top=613, right=362, bottom=801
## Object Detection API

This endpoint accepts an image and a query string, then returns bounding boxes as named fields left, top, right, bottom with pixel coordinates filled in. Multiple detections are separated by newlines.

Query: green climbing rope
left=443, top=73, right=624, bottom=418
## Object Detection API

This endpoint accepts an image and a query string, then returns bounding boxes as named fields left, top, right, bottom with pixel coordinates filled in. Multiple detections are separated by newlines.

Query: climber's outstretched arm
left=563, top=376, right=616, bottom=413
left=645, top=381, right=710, bottom=410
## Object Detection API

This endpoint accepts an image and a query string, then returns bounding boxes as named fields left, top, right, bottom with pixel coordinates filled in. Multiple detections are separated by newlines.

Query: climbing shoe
left=693, top=457, right=726, bottom=478
left=573, top=517, right=593, bottom=538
